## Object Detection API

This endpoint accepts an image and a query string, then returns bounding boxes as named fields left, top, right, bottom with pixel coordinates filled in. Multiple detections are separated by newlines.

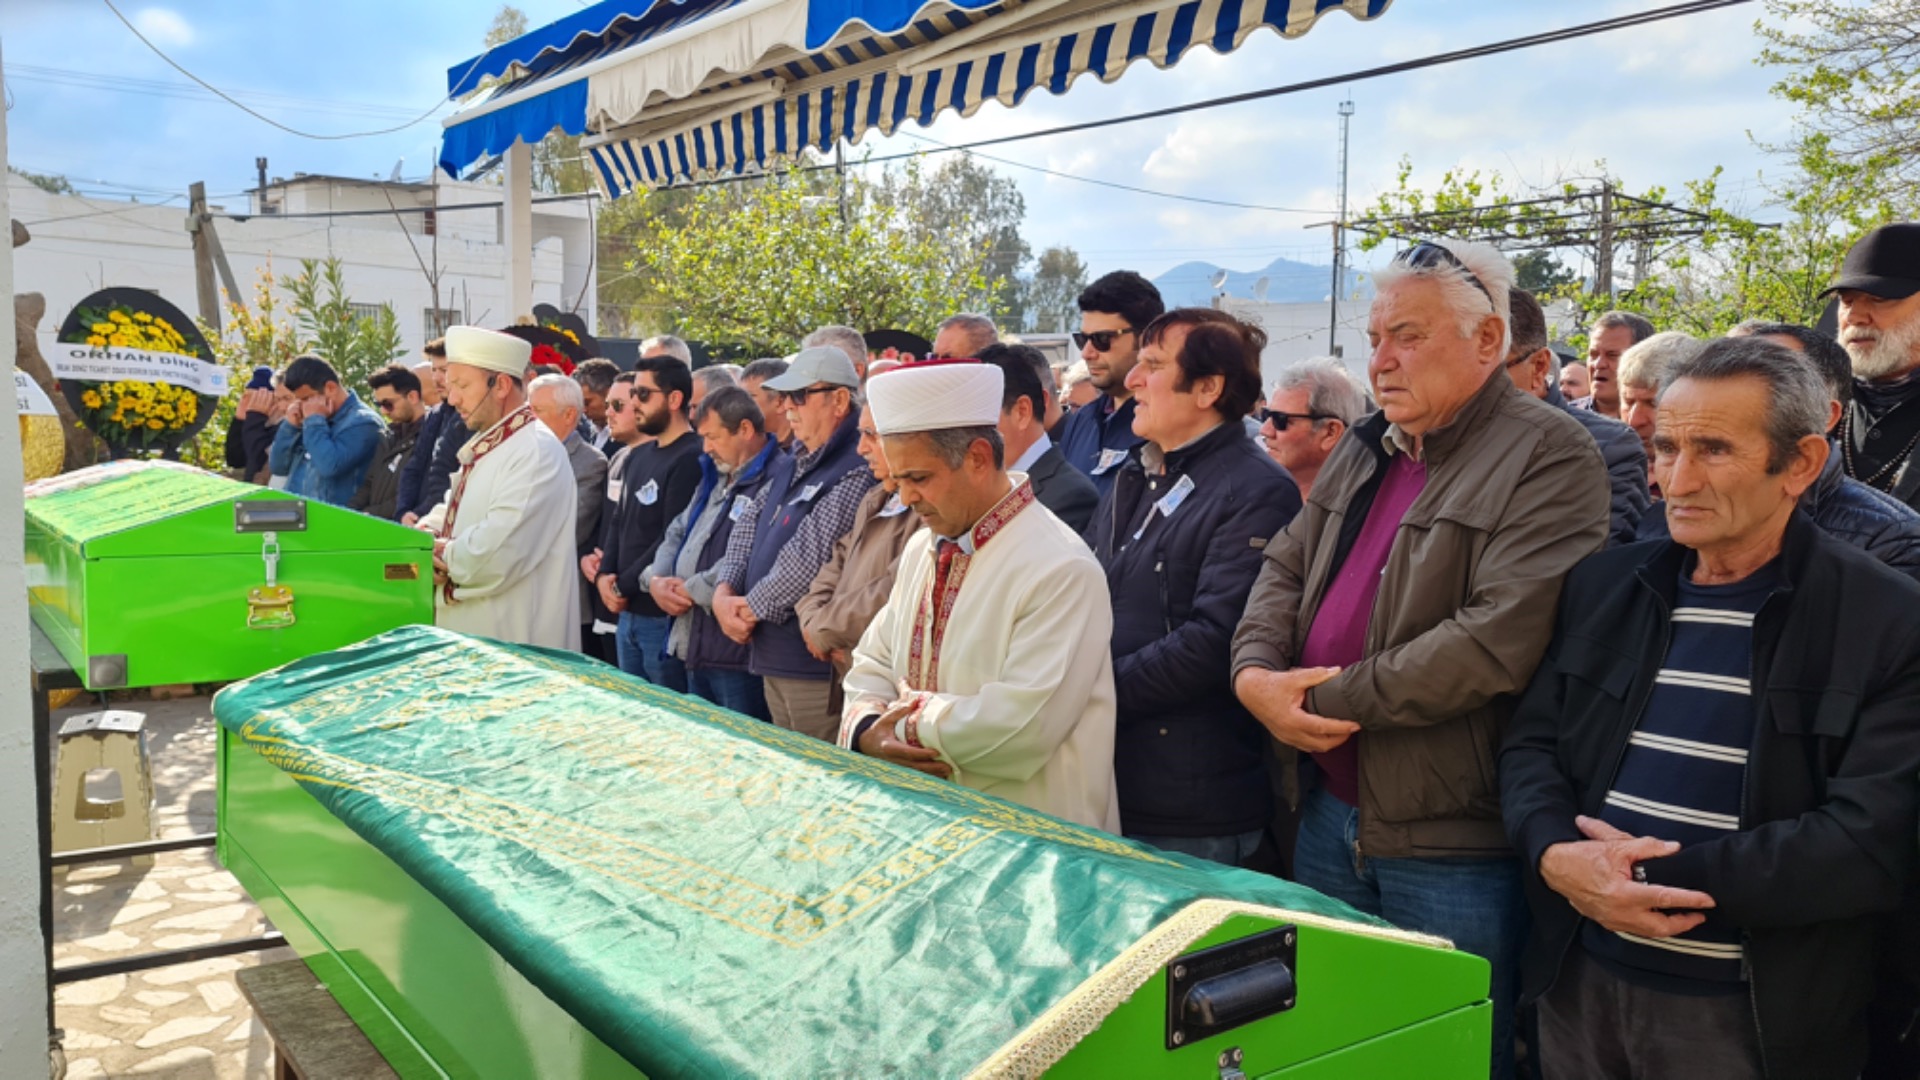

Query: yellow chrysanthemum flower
left=81, top=391, right=102, bottom=409
left=86, top=335, right=107, bottom=347
left=109, top=311, right=130, bottom=325
left=134, top=312, right=153, bottom=323
left=147, top=419, right=164, bottom=430
left=90, top=322, right=113, bottom=335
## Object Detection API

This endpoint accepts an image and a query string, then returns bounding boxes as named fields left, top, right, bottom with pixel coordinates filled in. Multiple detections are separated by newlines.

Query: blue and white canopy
left=440, top=0, right=1392, bottom=198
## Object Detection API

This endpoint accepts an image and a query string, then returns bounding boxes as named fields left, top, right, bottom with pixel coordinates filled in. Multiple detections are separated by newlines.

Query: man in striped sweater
left=1501, top=336, right=1920, bottom=1080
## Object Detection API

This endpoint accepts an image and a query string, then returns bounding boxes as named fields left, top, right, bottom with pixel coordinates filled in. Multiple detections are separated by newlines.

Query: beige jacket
left=1230, top=370, right=1610, bottom=858
left=796, top=484, right=922, bottom=687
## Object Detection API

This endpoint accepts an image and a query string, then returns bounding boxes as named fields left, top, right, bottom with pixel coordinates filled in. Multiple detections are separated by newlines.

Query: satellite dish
left=1252, top=276, right=1271, bottom=302
left=388, top=159, right=405, bottom=183
left=1208, top=269, right=1229, bottom=290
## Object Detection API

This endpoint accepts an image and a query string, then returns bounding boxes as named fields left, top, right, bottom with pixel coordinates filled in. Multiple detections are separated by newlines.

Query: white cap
left=867, top=361, right=1004, bottom=435
left=445, top=326, right=533, bottom=378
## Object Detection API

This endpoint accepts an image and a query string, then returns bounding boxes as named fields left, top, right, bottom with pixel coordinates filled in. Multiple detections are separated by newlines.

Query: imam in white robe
left=420, top=407, right=580, bottom=650
left=841, top=478, right=1120, bottom=832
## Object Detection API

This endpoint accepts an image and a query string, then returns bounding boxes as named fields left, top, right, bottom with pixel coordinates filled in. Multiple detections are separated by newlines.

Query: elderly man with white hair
left=1259, top=357, right=1370, bottom=500
left=1616, top=330, right=1703, bottom=483
left=1230, top=239, right=1610, bottom=1080
left=418, top=327, right=581, bottom=649
left=840, top=360, right=1118, bottom=831
left=529, top=374, right=608, bottom=655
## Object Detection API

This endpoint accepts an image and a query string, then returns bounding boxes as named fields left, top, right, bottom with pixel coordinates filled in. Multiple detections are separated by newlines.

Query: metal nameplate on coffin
left=384, top=564, right=420, bottom=581
left=1166, top=924, right=1299, bottom=1050
left=233, top=500, right=307, bottom=533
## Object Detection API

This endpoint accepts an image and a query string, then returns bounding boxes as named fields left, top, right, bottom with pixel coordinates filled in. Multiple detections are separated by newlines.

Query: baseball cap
left=762, top=346, right=860, bottom=392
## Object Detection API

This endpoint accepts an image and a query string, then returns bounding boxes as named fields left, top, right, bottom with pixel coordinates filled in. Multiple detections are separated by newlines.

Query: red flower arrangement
left=530, top=343, right=576, bottom=376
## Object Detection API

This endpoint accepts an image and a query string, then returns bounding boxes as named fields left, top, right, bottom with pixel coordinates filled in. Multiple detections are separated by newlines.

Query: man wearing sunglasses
left=1058, top=271, right=1166, bottom=495
left=1259, top=358, right=1370, bottom=501
left=712, top=345, right=877, bottom=740
left=1231, top=239, right=1609, bottom=1080
left=598, top=357, right=706, bottom=689
left=582, top=374, right=649, bottom=663
left=348, top=363, right=427, bottom=521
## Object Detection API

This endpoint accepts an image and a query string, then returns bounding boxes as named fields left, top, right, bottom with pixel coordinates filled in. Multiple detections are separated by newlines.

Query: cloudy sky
left=1, top=0, right=1798, bottom=281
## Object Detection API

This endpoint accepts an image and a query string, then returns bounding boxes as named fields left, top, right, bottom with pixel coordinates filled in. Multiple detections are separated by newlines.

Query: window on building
left=423, top=308, right=462, bottom=338
left=348, top=302, right=392, bottom=325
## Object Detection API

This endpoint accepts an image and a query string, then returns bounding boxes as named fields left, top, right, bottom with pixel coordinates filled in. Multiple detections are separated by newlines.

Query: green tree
left=1023, top=246, right=1089, bottom=332
left=1760, top=0, right=1920, bottom=194
left=635, top=164, right=994, bottom=355
left=873, top=154, right=1029, bottom=324
left=282, top=258, right=406, bottom=391
left=184, top=263, right=304, bottom=470
left=1512, top=250, right=1578, bottom=293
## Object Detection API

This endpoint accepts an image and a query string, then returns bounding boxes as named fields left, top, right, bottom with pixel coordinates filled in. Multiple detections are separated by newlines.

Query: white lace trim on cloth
left=967, top=898, right=1454, bottom=1079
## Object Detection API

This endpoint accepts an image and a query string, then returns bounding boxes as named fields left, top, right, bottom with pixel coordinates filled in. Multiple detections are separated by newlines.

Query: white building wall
left=10, top=176, right=596, bottom=373
left=1217, top=298, right=1373, bottom=389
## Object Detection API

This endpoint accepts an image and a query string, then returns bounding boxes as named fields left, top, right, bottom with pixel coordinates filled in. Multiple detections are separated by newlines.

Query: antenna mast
left=1330, top=97, right=1355, bottom=353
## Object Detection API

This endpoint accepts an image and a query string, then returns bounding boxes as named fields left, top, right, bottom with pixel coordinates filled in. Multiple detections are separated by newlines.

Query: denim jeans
left=687, top=667, right=769, bottom=722
left=615, top=612, right=687, bottom=692
left=1293, top=786, right=1527, bottom=1080
left=1127, top=829, right=1265, bottom=869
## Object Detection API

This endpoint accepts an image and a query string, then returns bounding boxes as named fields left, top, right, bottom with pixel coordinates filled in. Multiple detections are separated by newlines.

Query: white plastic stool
left=52, top=709, right=155, bottom=860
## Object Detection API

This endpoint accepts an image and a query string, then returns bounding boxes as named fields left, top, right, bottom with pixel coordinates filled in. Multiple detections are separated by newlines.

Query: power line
left=7, top=64, right=431, bottom=122
left=100, top=0, right=481, bottom=141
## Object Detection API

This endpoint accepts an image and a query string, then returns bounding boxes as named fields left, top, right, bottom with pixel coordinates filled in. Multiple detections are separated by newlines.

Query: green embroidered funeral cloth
left=213, top=625, right=1403, bottom=1078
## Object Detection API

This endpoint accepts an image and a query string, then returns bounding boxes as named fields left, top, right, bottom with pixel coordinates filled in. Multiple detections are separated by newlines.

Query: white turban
left=445, top=326, right=533, bottom=378
left=868, top=361, right=1005, bottom=435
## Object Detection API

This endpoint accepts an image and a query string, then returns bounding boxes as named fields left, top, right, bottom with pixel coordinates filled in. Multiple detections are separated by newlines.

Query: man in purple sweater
left=1230, top=239, right=1610, bottom=1080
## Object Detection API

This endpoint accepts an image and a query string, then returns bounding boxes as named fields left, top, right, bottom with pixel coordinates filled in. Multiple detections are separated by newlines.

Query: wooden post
left=188, top=182, right=221, bottom=332
left=503, top=143, right=533, bottom=320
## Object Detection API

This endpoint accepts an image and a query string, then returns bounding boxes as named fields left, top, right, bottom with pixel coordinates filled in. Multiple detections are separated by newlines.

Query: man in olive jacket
left=1230, top=239, right=1609, bottom=1080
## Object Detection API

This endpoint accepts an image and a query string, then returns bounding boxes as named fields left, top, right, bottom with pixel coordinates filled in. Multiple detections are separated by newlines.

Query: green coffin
left=26, top=461, right=434, bottom=690
left=214, top=626, right=1491, bottom=1078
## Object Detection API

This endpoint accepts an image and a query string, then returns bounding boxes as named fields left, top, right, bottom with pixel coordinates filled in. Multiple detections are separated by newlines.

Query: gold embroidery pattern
left=230, top=629, right=1176, bottom=947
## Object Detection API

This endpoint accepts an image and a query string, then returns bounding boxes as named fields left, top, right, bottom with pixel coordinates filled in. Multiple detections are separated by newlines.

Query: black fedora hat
left=1823, top=222, right=1920, bottom=300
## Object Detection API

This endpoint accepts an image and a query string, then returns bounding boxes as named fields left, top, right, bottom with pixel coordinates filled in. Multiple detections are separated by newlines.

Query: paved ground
left=50, top=694, right=293, bottom=1079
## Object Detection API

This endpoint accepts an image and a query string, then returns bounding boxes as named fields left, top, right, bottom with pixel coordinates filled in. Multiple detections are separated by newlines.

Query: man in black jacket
left=1085, top=309, right=1302, bottom=865
left=1500, top=337, right=1920, bottom=1080
left=1636, top=320, right=1920, bottom=579
left=1504, top=288, right=1649, bottom=545
left=1830, top=223, right=1920, bottom=508
left=397, top=337, right=465, bottom=525
left=979, top=343, right=1099, bottom=533
left=348, top=364, right=425, bottom=520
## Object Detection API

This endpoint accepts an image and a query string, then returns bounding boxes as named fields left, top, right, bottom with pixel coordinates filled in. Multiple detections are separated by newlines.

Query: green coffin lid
left=214, top=626, right=1447, bottom=1079
left=27, top=461, right=259, bottom=547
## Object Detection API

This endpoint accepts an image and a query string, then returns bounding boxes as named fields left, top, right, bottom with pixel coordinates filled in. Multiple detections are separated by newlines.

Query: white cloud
left=133, top=7, right=195, bottom=49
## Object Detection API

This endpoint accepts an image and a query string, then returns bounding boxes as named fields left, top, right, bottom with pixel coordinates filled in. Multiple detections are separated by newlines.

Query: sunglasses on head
left=1394, top=241, right=1495, bottom=310
left=1253, top=407, right=1334, bottom=427
left=1072, top=328, right=1135, bottom=353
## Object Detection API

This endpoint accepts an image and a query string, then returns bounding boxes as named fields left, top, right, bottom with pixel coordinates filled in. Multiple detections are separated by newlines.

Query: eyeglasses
left=374, top=398, right=398, bottom=412
left=781, top=385, right=838, bottom=405
left=1394, top=241, right=1495, bottom=310
left=1072, top=328, right=1135, bottom=353
left=631, top=387, right=662, bottom=404
left=1505, top=347, right=1546, bottom=370
left=1253, top=407, right=1334, bottom=427
left=608, top=399, right=631, bottom=414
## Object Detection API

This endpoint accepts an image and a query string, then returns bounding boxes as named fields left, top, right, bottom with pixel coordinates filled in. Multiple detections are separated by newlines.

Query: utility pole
left=188, top=183, right=219, bottom=331
left=1329, top=97, right=1354, bottom=352
left=186, top=182, right=242, bottom=331
left=834, top=142, right=849, bottom=227
left=1594, top=179, right=1616, bottom=300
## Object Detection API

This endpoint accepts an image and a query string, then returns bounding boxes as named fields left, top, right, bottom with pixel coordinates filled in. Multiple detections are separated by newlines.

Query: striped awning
left=440, top=0, right=1392, bottom=197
